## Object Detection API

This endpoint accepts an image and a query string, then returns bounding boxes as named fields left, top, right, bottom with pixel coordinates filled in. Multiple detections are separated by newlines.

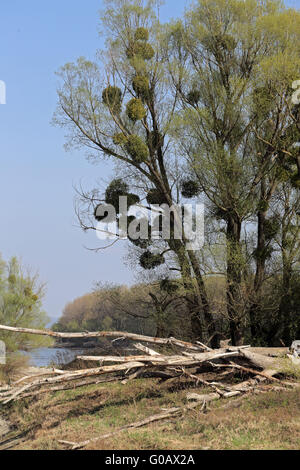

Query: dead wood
left=134, top=343, right=161, bottom=356
left=0, top=324, right=203, bottom=351
left=0, top=324, right=295, bottom=411
left=58, top=401, right=204, bottom=450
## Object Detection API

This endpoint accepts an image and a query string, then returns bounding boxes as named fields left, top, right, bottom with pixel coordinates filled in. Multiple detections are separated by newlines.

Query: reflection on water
left=22, top=347, right=84, bottom=367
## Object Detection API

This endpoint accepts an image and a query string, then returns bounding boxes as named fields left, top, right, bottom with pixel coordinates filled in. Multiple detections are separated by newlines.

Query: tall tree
left=54, top=0, right=219, bottom=346
left=167, top=0, right=300, bottom=344
left=0, top=255, right=50, bottom=353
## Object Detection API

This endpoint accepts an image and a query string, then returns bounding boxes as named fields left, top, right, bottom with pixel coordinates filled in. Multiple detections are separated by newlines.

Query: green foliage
left=0, top=255, right=50, bottom=354
left=139, top=42, right=155, bottom=60
left=252, top=86, right=275, bottom=116
left=201, top=32, right=237, bottom=56
left=113, top=132, right=127, bottom=146
left=127, top=193, right=140, bottom=207
left=264, top=217, right=280, bottom=241
left=126, top=98, right=147, bottom=121
left=134, top=27, right=149, bottom=42
left=275, top=166, right=291, bottom=183
left=105, top=178, right=129, bottom=208
left=291, top=173, right=300, bottom=189
left=187, top=89, right=201, bottom=105
left=128, top=236, right=151, bottom=250
left=257, top=200, right=269, bottom=213
left=102, top=86, right=122, bottom=114
left=181, top=180, right=201, bottom=198
left=160, top=279, right=179, bottom=294
left=139, top=251, right=165, bottom=270
left=220, top=34, right=237, bottom=51
left=127, top=42, right=155, bottom=60
left=132, top=75, right=150, bottom=100
left=125, top=135, right=149, bottom=163
left=104, top=179, right=139, bottom=214
left=253, top=246, right=273, bottom=262
left=146, top=189, right=166, bottom=205
left=54, top=0, right=300, bottom=348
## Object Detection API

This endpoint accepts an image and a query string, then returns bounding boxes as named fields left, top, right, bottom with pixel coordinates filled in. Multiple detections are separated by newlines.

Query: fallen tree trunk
left=76, top=350, right=240, bottom=365
left=19, top=376, right=122, bottom=399
left=208, top=362, right=283, bottom=383
left=0, top=361, right=145, bottom=404
left=76, top=355, right=174, bottom=363
left=0, top=325, right=203, bottom=351
left=0, top=324, right=294, bottom=410
left=0, top=349, right=244, bottom=405
left=134, top=343, right=161, bottom=356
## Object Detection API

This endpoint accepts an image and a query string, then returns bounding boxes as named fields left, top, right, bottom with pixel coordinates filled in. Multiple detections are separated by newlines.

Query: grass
left=278, top=358, right=300, bottom=381
left=3, top=374, right=300, bottom=451
left=0, top=354, right=29, bottom=384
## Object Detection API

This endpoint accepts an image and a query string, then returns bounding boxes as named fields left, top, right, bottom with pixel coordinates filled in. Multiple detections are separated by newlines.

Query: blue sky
left=0, top=0, right=299, bottom=322
left=0, top=0, right=188, bottom=321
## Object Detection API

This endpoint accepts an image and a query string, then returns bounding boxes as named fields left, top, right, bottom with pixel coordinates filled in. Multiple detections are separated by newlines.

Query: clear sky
left=0, top=0, right=189, bottom=321
left=0, top=0, right=299, bottom=322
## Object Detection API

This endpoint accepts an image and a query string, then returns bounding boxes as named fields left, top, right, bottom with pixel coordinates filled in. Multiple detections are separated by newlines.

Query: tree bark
left=226, top=215, right=243, bottom=346
left=249, top=208, right=267, bottom=341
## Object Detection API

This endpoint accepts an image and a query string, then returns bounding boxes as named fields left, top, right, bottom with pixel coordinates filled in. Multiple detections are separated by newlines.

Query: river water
left=22, top=347, right=85, bottom=367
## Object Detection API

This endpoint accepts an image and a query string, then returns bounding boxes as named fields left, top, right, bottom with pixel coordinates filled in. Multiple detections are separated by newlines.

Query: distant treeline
left=53, top=274, right=300, bottom=347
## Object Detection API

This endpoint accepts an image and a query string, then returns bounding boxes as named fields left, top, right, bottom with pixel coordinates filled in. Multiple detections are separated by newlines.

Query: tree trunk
left=226, top=215, right=243, bottom=346
left=249, top=208, right=267, bottom=341
left=188, top=250, right=219, bottom=348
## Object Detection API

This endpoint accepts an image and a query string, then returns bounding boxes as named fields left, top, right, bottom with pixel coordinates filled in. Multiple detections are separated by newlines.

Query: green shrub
left=102, top=86, right=122, bottom=113
left=104, top=180, right=139, bottom=214
left=0, top=255, right=51, bottom=360
left=105, top=179, right=129, bottom=210
left=291, top=173, right=300, bottom=189
left=139, top=251, right=165, bottom=270
left=264, top=217, right=280, bottom=241
left=181, top=180, right=201, bottom=198
left=125, top=135, right=149, bottom=163
left=160, top=279, right=179, bottom=294
left=132, top=75, right=150, bottom=100
left=146, top=189, right=166, bottom=205
left=126, top=98, right=147, bottom=121
left=134, top=27, right=149, bottom=41
left=187, top=89, right=201, bottom=105
left=127, top=42, right=155, bottom=61
left=113, top=133, right=127, bottom=146
left=127, top=193, right=140, bottom=207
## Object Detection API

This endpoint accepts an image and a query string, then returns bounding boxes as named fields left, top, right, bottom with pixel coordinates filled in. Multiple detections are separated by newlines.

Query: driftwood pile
left=0, top=324, right=297, bottom=449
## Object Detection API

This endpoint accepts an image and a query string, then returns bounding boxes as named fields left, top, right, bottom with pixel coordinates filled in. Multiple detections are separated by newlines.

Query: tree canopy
left=55, top=0, right=300, bottom=347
